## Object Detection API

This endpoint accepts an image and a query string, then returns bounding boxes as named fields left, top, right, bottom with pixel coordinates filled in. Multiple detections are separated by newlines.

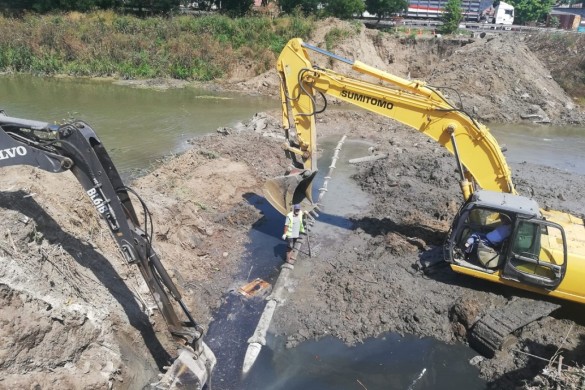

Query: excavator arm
left=0, top=111, right=215, bottom=388
left=266, top=38, right=515, bottom=214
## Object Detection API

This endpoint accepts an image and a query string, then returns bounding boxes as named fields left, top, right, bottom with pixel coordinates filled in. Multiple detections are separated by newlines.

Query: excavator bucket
left=155, top=341, right=216, bottom=389
left=264, top=169, right=317, bottom=215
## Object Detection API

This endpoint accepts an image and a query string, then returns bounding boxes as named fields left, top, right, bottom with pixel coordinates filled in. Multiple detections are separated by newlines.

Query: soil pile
left=232, top=18, right=585, bottom=125
left=526, top=32, right=585, bottom=100
left=2, top=19, right=585, bottom=390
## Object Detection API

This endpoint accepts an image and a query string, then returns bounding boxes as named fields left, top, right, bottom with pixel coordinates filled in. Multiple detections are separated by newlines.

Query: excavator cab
left=446, top=190, right=568, bottom=291
left=504, top=218, right=567, bottom=289
left=268, top=37, right=585, bottom=304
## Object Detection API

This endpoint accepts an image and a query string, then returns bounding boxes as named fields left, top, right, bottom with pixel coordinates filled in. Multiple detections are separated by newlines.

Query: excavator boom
left=266, top=38, right=514, bottom=214
left=0, top=112, right=215, bottom=388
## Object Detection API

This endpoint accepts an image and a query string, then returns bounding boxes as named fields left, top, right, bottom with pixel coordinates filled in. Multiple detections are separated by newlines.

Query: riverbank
left=1, top=17, right=585, bottom=390
left=0, top=113, right=289, bottom=389
left=2, top=11, right=585, bottom=117
left=0, top=11, right=314, bottom=80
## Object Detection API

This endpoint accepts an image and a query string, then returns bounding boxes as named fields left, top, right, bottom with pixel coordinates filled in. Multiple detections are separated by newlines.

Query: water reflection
left=242, top=334, right=485, bottom=390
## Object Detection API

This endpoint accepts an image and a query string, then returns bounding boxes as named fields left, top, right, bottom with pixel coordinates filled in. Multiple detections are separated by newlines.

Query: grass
left=0, top=11, right=315, bottom=80
left=323, top=23, right=361, bottom=51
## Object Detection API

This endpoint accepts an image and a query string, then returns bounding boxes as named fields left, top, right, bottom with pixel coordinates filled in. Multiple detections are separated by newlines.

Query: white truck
left=406, top=0, right=514, bottom=24
left=481, top=1, right=515, bottom=25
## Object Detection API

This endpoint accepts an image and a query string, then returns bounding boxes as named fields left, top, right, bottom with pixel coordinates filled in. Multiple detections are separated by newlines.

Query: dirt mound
left=526, top=32, right=585, bottom=100
left=230, top=21, right=584, bottom=125
left=419, top=34, right=580, bottom=124
left=0, top=168, right=151, bottom=389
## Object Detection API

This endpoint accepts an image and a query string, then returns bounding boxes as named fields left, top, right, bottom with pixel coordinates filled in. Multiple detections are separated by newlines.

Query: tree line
left=0, top=0, right=404, bottom=18
left=0, top=0, right=557, bottom=25
left=440, top=0, right=556, bottom=33
left=0, top=0, right=177, bottom=14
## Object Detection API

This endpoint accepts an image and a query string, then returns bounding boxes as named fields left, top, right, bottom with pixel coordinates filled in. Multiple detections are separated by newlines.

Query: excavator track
left=469, top=297, right=560, bottom=357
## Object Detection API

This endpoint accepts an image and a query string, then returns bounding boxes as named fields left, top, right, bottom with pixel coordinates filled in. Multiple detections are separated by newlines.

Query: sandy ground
left=2, top=19, right=585, bottom=390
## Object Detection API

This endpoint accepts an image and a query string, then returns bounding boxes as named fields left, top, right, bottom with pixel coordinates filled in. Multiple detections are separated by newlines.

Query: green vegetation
left=0, top=0, right=179, bottom=14
left=507, top=0, right=555, bottom=24
left=0, top=12, right=314, bottom=80
left=365, top=0, right=408, bottom=22
left=324, top=0, right=365, bottom=19
left=278, top=0, right=367, bottom=19
left=323, top=23, right=361, bottom=50
left=278, top=0, right=321, bottom=15
left=439, top=0, right=462, bottom=34
left=0, top=0, right=386, bottom=19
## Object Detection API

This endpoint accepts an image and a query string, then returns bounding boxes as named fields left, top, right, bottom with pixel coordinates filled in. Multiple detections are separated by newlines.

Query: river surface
left=491, top=123, right=585, bottom=175
left=3, top=76, right=585, bottom=389
left=0, top=75, right=275, bottom=175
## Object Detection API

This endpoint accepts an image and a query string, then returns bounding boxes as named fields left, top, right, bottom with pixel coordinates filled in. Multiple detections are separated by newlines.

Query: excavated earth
left=2, top=18, right=585, bottom=389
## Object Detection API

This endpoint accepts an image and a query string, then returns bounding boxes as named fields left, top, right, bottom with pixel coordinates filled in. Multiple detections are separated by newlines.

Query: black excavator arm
left=0, top=111, right=215, bottom=387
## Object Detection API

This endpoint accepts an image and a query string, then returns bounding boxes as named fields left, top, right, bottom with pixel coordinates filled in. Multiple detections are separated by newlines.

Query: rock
left=470, top=355, right=485, bottom=366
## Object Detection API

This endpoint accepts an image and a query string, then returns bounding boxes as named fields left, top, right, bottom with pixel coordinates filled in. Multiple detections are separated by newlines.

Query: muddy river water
left=0, top=75, right=274, bottom=175
left=3, top=76, right=585, bottom=389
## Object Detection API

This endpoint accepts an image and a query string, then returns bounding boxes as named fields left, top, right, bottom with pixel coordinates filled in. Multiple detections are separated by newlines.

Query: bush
left=324, top=27, right=354, bottom=50
left=325, top=0, right=365, bottom=20
left=0, top=12, right=315, bottom=80
left=439, top=0, right=462, bottom=35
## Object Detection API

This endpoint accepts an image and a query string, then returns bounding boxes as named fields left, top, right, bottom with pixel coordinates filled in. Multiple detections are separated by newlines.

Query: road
left=361, top=17, right=574, bottom=34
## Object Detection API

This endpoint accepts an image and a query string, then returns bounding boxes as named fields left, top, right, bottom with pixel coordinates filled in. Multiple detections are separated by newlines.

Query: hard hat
left=293, top=204, right=301, bottom=210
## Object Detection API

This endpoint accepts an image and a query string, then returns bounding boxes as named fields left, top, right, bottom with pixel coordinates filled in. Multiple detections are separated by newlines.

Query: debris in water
left=238, top=278, right=271, bottom=297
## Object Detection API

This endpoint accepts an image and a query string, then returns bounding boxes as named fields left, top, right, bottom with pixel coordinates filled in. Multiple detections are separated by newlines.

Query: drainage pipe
left=242, top=134, right=347, bottom=375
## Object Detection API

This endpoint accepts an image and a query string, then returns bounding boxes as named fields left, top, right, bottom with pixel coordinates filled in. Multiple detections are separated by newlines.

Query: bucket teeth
left=264, top=169, right=317, bottom=215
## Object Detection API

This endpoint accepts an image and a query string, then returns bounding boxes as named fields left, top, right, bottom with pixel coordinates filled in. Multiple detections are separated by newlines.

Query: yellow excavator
left=264, top=38, right=585, bottom=311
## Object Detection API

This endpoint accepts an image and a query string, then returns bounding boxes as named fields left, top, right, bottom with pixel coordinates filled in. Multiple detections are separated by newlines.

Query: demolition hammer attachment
left=0, top=113, right=216, bottom=390
left=155, top=342, right=216, bottom=389
left=263, top=168, right=317, bottom=215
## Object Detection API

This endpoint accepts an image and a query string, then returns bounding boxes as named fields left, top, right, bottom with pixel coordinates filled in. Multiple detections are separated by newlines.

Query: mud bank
left=0, top=114, right=287, bottom=389
left=2, top=107, right=584, bottom=388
